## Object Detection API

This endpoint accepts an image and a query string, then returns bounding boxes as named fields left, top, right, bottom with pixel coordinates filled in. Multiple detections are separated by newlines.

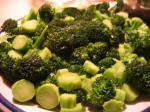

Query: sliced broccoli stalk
left=81, top=77, right=92, bottom=93
left=12, top=35, right=33, bottom=52
left=114, top=89, right=126, bottom=102
left=36, top=83, right=59, bottom=109
left=83, top=60, right=99, bottom=75
left=21, top=20, right=39, bottom=33
left=121, top=83, right=139, bottom=102
left=8, top=50, right=22, bottom=60
left=56, top=68, right=69, bottom=78
left=57, top=72, right=82, bottom=92
left=103, top=99, right=125, bottom=112
left=32, top=25, right=48, bottom=49
left=22, top=8, right=37, bottom=22
left=38, top=47, right=52, bottom=62
left=102, top=19, right=113, bottom=30
left=60, top=93, right=77, bottom=108
left=60, top=103, right=84, bottom=112
left=103, top=60, right=126, bottom=86
left=12, top=79, right=35, bottom=102
left=64, top=16, right=75, bottom=23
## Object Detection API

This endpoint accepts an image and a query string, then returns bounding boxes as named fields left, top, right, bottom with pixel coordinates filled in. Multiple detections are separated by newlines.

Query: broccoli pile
left=0, top=1, right=150, bottom=112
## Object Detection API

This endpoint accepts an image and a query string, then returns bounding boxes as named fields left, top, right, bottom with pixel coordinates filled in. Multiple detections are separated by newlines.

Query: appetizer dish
left=0, top=0, right=150, bottom=112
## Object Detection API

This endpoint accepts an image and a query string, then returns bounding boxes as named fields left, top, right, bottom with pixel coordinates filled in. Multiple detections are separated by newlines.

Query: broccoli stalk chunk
left=87, top=77, right=116, bottom=107
left=12, top=35, right=33, bottom=52
left=57, top=71, right=82, bottom=92
left=103, top=99, right=125, bottom=112
left=12, top=79, right=35, bottom=102
left=36, top=83, right=59, bottom=109
left=83, top=60, right=99, bottom=75
left=60, top=93, right=77, bottom=108
left=21, top=20, right=39, bottom=33
left=122, top=83, right=139, bottom=102
left=103, top=60, right=126, bottom=86
left=8, top=50, right=22, bottom=60
left=114, top=89, right=126, bottom=102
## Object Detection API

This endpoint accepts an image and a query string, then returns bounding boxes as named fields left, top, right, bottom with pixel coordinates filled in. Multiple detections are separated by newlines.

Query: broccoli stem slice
left=12, top=79, right=35, bottom=102
left=36, top=83, right=60, bottom=109
left=60, top=93, right=77, bottom=108
left=32, top=25, right=48, bottom=49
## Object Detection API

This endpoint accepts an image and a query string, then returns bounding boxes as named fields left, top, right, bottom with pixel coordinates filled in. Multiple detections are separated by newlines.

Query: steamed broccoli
left=87, top=77, right=116, bottom=107
left=12, top=55, right=50, bottom=83
left=106, top=48, right=120, bottom=59
left=126, top=59, right=150, bottom=95
left=72, top=42, right=109, bottom=64
left=96, top=2, right=110, bottom=13
left=38, top=4, right=54, bottom=23
left=0, top=52, right=16, bottom=82
left=0, top=42, right=12, bottom=52
left=1, top=19, right=18, bottom=34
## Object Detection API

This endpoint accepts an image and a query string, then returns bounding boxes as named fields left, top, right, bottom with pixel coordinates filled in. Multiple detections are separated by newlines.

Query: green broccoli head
left=0, top=42, right=12, bottom=52
left=12, top=55, right=50, bottom=83
left=38, top=4, right=54, bottom=23
left=0, top=52, right=16, bottom=82
left=98, top=57, right=116, bottom=69
left=96, top=2, right=110, bottom=13
left=1, top=18, right=18, bottom=34
left=111, top=14, right=125, bottom=28
left=88, top=76, right=116, bottom=107
left=106, top=48, right=120, bottom=59
left=126, top=59, right=150, bottom=95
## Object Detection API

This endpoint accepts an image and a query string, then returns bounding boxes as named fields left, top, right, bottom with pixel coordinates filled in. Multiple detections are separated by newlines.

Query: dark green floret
left=126, top=59, right=150, bottom=95
left=0, top=42, right=12, bottom=52
left=38, top=4, right=54, bottom=23
left=87, top=77, right=116, bottom=106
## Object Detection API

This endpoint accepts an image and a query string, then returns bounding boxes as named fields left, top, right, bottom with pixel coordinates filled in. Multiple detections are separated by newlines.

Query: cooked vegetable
left=103, top=99, right=124, bottom=112
left=36, top=83, right=59, bottom=109
left=60, top=103, right=84, bottom=112
left=57, top=72, right=82, bottom=92
left=12, top=35, right=33, bottom=52
left=60, top=93, right=77, bottom=108
left=87, top=77, right=116, bottom=106
left=114, top=89, right=126, bottom=102
left=122, top=83, right=139, bottom=102
left=12, top=79, right=35, bottom=102
left=0, top=42, right=12, bottom=52
left=8, top=50, right=22, bottom=60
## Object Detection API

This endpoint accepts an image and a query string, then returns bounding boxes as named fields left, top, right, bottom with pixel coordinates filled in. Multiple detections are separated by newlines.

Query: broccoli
left=96, top=2, right=110, bottom=13
left=98, top=57, right=116, bottom=70
left=111, top=0, right=124, bottom=13
left=126, top=59, right=150, bottom=95
left=0, top=52, right=16, bottom=82
left=12, top=55, right=50, bottom=83
left=1, top=19, right=20, bottom=34
left=106, top=48, right=120, bottom=59
left=0, top=42, right=12, bottom=52
left=87, top=76, right=116, bottom=107
left=38, top=4, right=54, bottom=23
left=61, top=7, right=84, bottom=20
left=72, top=42, right=109, bottom=64
left=111, top=14, right=125, bottom=28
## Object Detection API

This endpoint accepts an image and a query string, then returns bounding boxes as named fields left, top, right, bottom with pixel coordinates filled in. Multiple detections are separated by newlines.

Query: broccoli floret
left=1, top=19, right=18, bottom=34
left=72, top=42, right=109, bottom=64
left=12, top=55, right=50, bottom=83
left=126, top=59, right=150, bottom=95
left=111, top=14, right=125, bottom=28
left=0, top=42, right=12, bottom=52
left=62, top=7, right=84, bottom=20
left=0, top=52, right=16, bottom=82
left=87, top=77, right=116, bottom=107
left=111, top=0, right=124, bottom=13
left=106, top=48, right=120, bottom=59
left=96, top=2, right=110, bottom=13
left=38, top=4, right=54, bottom=23
left=98, top=57, right=116, bottom=69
